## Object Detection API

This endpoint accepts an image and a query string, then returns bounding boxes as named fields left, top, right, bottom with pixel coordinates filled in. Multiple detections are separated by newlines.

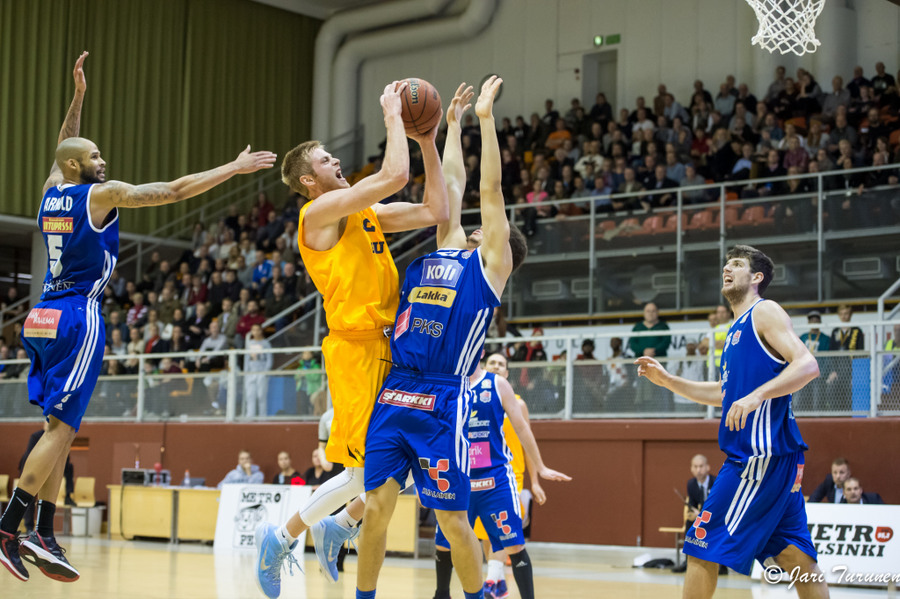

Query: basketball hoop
left=744, top=0, right=826, bottom=56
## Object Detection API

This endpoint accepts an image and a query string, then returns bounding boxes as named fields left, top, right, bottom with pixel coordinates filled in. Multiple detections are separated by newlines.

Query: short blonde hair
left=281, top=140, right=321, bottom=197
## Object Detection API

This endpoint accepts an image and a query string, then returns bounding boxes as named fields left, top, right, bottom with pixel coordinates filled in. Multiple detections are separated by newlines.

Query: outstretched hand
left=475, top=75, right=502, bottom=119
left=233, top=145, right=277, bottom=174
left=73, top=51, right=88, bottom=94
left=539, top=466, right=572, bottom=483
left=446, top=82, right=474, bottom=128
left=633, top=356, right=670, bottom=386
left=380, top=80, right=407, bottom=118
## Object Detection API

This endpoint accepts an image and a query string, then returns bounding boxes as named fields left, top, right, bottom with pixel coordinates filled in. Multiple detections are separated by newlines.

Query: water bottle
left=183, top=470, right=191, bottom=487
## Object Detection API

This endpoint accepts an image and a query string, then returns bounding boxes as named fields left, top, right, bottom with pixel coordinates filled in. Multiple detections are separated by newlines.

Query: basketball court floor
left=10, top=537, right=890, bottom=598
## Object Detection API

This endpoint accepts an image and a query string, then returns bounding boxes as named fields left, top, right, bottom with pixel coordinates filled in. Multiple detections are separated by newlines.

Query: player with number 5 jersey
left=0, top=51, right=276, bottom=585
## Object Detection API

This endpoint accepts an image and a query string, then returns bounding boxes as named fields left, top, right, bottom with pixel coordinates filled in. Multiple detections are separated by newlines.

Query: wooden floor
left=8, top=537, right=889, bottom=598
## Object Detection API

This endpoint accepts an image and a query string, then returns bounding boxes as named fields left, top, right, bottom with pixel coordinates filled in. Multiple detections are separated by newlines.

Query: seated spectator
left=809, top=457, right=852, bottom=503
left=544, top=118, right=572, bottom=151
left=782, top=136, right=809, bottom=172
left=680, top=163, right=710, bottom=204
left=186, top=302, right=212, bottom=349
left=870, top=61, right=896, bottom=101
left=197, top=320, right=227, bottom=370
left=613, top=167, right=643, bottom=211
left=840, top=477, right=884, bottom=505
left=127, top=292, right=148, bottom=328
left=686, top=454, right=715, bottom=529
left=303, top=447, right=341, bottom=488
left=217, top=450, right=264, bottom=488
left=106, top=309, right=129, bottom=345
left=643, top=164, right=678, bottom=210
left=271, top=451, right=305, bottom=485
left=821, top=76, right=850, bottom=123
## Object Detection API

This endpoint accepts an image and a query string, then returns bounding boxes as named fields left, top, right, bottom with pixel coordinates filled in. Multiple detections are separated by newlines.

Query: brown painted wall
left=1, top=418, right=898, bottom=547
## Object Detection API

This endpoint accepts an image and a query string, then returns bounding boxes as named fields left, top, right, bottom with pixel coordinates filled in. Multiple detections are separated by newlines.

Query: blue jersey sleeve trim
left=85, top=184, right=118, bottom=233
left=750, top=300, right=786, bottom=365
left=475, top=246, right=502, bottom=303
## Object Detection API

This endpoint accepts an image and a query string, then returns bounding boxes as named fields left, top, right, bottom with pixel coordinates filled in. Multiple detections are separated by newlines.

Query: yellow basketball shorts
left=321, top=329, right=392, bottom=468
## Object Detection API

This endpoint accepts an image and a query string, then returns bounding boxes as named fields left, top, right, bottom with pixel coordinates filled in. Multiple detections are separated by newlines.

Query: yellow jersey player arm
left=497, top=376, right=572, bottom=484
left=436, top=83, right=474, bottom=249
left=475, top=76, right=513, bottom=293
left=725, top=300, right=820, bottom=432
left=373, top=107, right=449, bottom=234
left=44, top=52, right=89, bottom=195
left=304, top=82, right=411, bottom=232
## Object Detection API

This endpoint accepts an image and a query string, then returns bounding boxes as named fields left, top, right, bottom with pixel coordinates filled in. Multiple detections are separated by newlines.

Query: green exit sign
left=606, top=33, right=621, bottom=45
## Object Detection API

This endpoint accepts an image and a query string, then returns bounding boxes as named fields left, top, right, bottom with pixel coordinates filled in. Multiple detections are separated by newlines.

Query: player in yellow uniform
left=255, top=80, right=448, bottom=597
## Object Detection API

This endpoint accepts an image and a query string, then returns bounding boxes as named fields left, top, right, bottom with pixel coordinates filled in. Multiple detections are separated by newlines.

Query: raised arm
left=475, top=77, right=512, bottom=293
left=634, top=356, right=723, bottom=406
left=725, top=300, right=820, bottom=431
left=436, top=83, right=473, bottom=249
left=90, top=146, right=276, bottom=220
left=497, top=376, right=571, bottom=488
left=304, top=81, right=410, bottom=230
left=374, top=107, right=449, bottom=233
left=44, top=51, right=89, bottom=194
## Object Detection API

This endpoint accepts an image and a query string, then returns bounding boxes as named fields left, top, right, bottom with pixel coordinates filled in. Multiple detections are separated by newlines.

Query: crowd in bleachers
left=368, top=61, right=900, bottom=236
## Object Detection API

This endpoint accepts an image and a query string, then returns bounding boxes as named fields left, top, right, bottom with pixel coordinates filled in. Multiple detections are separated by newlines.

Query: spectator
left=243, top=324, right=272, bottom=418
left=106, top=309, right=128, bottom=345
left=251, top=249, right=272, bottom=292
left=764, top=65, right=787, bottom=105
left=109, top=328, right=127, bottom=361
left=197, top=320, right=227, bottom=371
left=643, top=164, right=678, bottom=211
left=827, top=112, right=859, bottom=155
left=124, top=326, right=143, bottom=374
left=217, top=450, right=264, bottom=488
left=207, top=270, right=228, bottom=316
left=186, top=302, right=212, bottom=349
left=794, top=310, right=832, bottom=411
left=544, top=118, right=572, bottom=151
left=714, top=82, right=736, bottom=120
left=303, top=447, right=340, bottom=488
left=680, top=163, right=710, bottom=204
left=831, top=304, right=864, bottom=350
left=810, top=457, right=852, bottom=503
left=846, top=65, right=870, bottom=99
left=629, top=303, right=672, bottom=410
left=870, top=61, right=896, bottom=100
left=736, top=83, right=758, bottom=115
left=126, top=292, right=148, bottom=328
left=271, top=451, right=304, bottom=485
left=840, top=478, right=885, bottom=505
left=821, top=76, right=850, bottom=123
left=663, top=93, right=689, bottom=124
left=590, top=92, right=613, bottom=124
left=219, top=297, right=239, bottom=344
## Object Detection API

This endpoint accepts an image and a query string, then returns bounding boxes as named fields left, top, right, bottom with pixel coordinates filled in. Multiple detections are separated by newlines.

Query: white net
left=745, top=0, right=826, bottom=56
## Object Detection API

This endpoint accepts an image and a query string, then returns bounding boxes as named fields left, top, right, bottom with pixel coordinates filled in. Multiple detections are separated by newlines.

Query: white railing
left=1, top=323, right=897, bottom=423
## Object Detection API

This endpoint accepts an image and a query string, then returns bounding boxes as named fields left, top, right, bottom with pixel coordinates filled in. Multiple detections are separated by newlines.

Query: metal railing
left=1, top=323, right=897, bottom=423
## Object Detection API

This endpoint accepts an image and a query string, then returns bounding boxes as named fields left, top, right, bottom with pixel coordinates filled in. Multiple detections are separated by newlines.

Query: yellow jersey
left=297, top=203, right=398, bottom=332
left=503, top=396, right=527, bottom=492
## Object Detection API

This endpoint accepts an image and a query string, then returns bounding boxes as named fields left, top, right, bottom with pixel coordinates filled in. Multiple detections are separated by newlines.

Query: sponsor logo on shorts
left=23, top=308, right=62, bottom=339
left=692, top=510, right=712, bottom=540
left=421, top=488, right=457, bottom=500
left=420, top=258, right=462, bottom=288
left=42, top=216, right=73, bottom=233
left=492, top=511, right=512, bottom=535
left=684, top=535, right=709, bottom=549
left=378, top=388, right=436, bottom=411
left=419, top=457, right=451, bottom=492
left=394, top=306, right=412, bottom=339
left=409, top=286, right=456, bottom=308
left=471, top=477, right=495, bottom=491
left=791, top=464, right=804, bottom=493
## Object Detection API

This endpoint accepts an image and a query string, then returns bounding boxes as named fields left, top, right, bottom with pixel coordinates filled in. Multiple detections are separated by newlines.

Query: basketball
left=400, top=78, right=442, bottom=135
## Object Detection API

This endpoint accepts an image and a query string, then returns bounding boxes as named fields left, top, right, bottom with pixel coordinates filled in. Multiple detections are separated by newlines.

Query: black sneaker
left=19, top=532, right=79, bottom=582
left=0, top=530, right=29, bottom=581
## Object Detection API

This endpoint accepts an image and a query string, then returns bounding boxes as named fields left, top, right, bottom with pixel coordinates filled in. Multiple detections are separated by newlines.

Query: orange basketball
left=400, top=78, right=442, bottom=135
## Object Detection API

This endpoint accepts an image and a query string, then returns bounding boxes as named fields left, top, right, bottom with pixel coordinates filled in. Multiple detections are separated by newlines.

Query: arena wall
left=1, top=418, right=897, bottom=547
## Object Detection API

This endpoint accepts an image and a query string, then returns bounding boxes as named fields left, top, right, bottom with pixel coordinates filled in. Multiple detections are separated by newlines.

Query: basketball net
left=744, top=0, right=826, bottom=56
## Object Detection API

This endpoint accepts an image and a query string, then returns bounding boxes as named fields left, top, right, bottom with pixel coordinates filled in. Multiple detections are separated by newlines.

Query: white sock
left=278, top=525, right=297, bottom=545
left=334, top=508, right=359, bottom=529
left=487, top=559, right=505, bottom=584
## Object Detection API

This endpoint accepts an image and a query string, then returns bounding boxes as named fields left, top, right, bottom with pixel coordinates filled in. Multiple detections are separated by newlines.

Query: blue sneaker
left=310, top=516, right=359, bottom=583
left=482, top=580, right=496, bottom=598
left=254, top=522, right=299, bottom=598
left=492, top=579, right=509, bottom=599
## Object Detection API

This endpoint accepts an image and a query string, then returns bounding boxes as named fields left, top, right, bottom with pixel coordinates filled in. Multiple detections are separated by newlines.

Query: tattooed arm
left=89, top=146, right=276, bottom=224
left=44, top=52, right=89, bottom=194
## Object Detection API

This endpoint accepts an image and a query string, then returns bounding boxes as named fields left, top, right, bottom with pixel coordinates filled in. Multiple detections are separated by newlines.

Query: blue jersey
left=391, top=247, right=501, bottom=376
left=38, top=183, right=119, bottom=301
left=718, top=299, right=807, bottom=460
left=468, top=371, right=513, bottom=472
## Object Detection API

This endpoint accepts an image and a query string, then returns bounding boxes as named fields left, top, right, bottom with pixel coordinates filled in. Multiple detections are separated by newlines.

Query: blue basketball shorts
left=683, top=451, right=817, bottom=575
left=435, top=462, right=524, bottom=552
left=22, top=297, right=105, bottom=431
left=364, top=367, right=472, bottom=511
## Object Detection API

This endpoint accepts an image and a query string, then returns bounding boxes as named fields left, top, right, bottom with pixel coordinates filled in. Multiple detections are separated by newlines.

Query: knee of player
left=46, top=418, right=78, bottom=443
left=434, top=512, right=473, bottom=543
